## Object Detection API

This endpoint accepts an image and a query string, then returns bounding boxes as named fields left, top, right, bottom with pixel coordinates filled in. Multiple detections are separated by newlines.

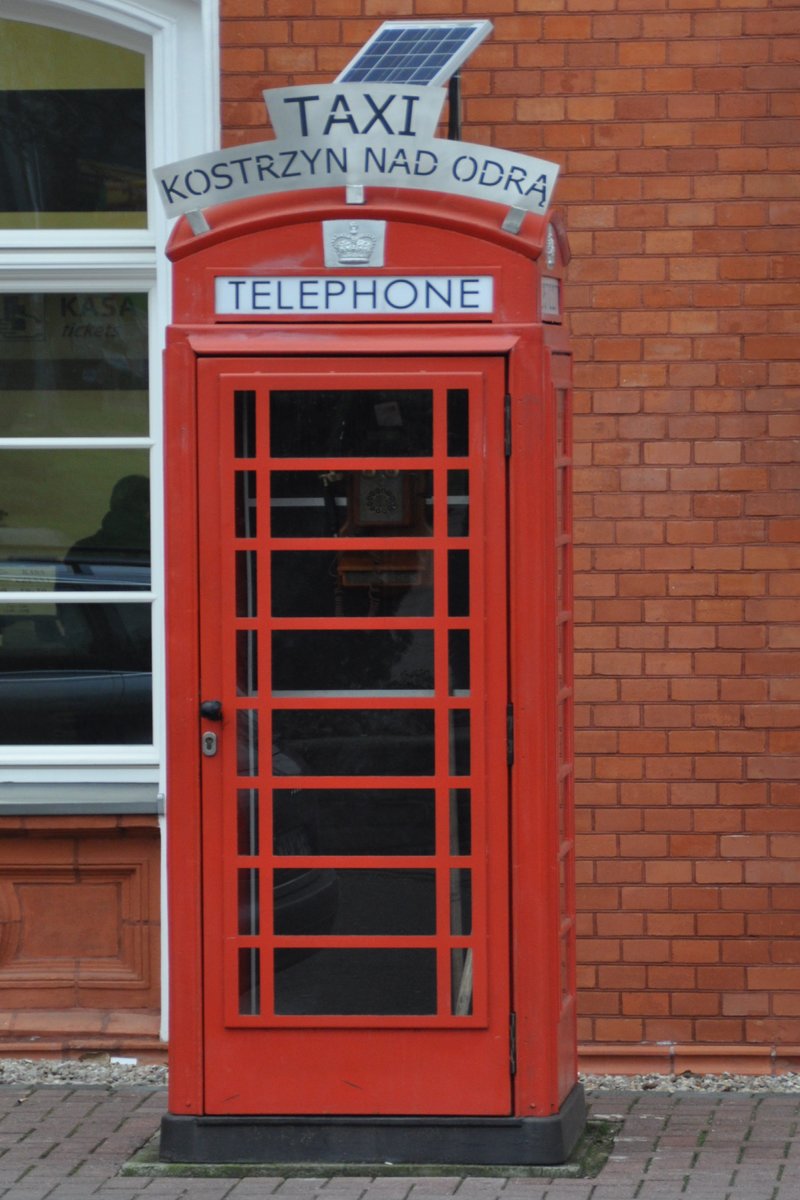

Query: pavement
left=0, top=1084, right=798, bottom=1199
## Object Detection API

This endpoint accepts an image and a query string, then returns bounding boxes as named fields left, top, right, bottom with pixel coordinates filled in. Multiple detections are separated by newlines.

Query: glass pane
left=0, top=451, right=149, bottom=574
left=0, top=23, right=145, bottom=230
left=235, top=391, right=256, bottom=459
left=236, top=551, right=257, bottom=618
left=556, top=387, right=567, bottom=458
left=274, top=867, right=338, bottom=937
left=447, top=470, right=469, bottom=537
left=239, top=947, right=260, bottom=1016
left=556, top=540, right=567, bottom=613
left=449, top=789, right=472, bottom=856
left=237, top=710, right=259, bottom=776
left=0, top=294, right=149, bottom=437
left=449, top=630, right=470, bottom=696
left=450, top=869, right=472, bottom=936
left=271, top=551, right=434, bottom=617
left=451, top=949, right=473, bottom=1016
left=0, top=601, right=151, bottom=744
left=448, top=550, right=469, bottom=617
left=449, top=711, right=470, bottom=776
left=272, top=710, right=435, bottom=776
left=270, top=470, right=432, bottom=538
left=447, top=388, right=469, bottom=457
left=274, top=789, right=436, bottom=856
left=270, top=389, right=433, bottom=457
left=235, top=472, right=257, bottom=538
left=274, top=869, right=435, bottom=935
left=272, top=630, right=434, bottom=695
left=237, top=788, right=259, bottom=856
left=274, top=948, right=437, bottom=1016
left=237, top=630, right=258, bottom=697
left=238, top=868, right=260, bottom=936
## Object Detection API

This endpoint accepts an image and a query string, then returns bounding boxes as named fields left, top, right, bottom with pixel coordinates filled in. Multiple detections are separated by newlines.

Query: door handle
left=200, top=699, right=223, bottom=721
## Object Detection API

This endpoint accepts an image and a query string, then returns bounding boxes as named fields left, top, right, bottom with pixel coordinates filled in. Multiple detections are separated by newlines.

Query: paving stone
left=0, top=1085, right=798, bottom=1198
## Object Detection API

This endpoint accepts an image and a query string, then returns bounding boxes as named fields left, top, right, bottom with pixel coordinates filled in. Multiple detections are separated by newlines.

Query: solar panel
left=336, top=20, right=492, bottom=87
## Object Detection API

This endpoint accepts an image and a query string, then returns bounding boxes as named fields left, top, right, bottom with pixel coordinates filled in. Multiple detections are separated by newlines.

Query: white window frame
left=0, top=0, right=219, bottom=792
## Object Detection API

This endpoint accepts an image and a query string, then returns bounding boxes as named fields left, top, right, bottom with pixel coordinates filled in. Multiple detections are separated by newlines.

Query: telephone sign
left=215, top=274, right=493, bottom=316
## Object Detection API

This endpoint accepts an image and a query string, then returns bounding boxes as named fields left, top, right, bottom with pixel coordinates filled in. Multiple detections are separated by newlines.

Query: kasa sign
left=154, top=84, right=559, bottom=223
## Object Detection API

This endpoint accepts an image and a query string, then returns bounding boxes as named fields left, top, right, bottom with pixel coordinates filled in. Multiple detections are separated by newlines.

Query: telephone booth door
left=196, top=354, right=511, bottom=1116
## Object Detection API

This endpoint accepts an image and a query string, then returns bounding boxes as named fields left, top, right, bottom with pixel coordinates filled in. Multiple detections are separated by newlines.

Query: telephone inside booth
left=324, top=466, right=432, bottom=608
left=270, top=388, right=438, bottom=619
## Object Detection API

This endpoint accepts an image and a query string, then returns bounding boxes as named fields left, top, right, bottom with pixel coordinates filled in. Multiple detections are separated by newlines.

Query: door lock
left=201, top=731, right=218, bottom=757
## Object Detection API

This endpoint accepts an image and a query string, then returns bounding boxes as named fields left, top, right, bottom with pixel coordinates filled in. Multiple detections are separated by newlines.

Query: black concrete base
left=160, top=1085, right=586, bottom=1167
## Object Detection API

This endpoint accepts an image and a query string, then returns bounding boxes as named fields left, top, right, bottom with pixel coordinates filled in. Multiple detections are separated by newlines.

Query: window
left=0, top=1, right=217, bottom=799
left=0, top=291, right=152, bottom=747
left=0, top=22, right=146, bottom=230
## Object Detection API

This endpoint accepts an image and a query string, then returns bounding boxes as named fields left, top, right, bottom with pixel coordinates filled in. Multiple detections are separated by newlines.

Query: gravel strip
left=0, top=1058, right=167, bottom=1086
left=582, top=1071, right=800, bottom=1093
left=0, top=1059, right=798, bottom=1093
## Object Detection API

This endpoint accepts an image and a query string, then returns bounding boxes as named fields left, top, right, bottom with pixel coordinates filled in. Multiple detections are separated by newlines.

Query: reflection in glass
left=556, top=541, right=566, bottom=614
left=236, top=551, right=257, bottom=618
left=448, top=550, right=469, bottom=617
left=238, top=868, right=260, bottom=936
left=0, top=22, right=146, bottom=229
left=237, top=710, right=259, bottom=777
left=270, top=471, right=432, bottom=539
left=271, top=551, right=434, bottom=618
left=274, top=948, right=437, bottom=1016
left=449, top=630, right=470, bottom=696
left=270, top=390, right=433, bottom=458
left=237, top=788, right=259, bottom=856
left=450, top=869, right=472, bottom=936
left=239, top=947, right=260, bottom=1016
left=447, top=389, right=469, bottom=457
left=0, top=601, right=151, bottom=744
left=272, top=630, right=434, bottom=696
left=235, top=391, right=256, bottom=459
left=237, top=630, right=258, bottom=697
left=274, top=869, right=436, bottom=936
left=272, top=710, right=435, bottom=776
left=0, top=294, right=148, bottom=436
left=0, top=450, right=150, bottom=568
left=447, top=470, right=469, bottom=537
left=556, top=388, right=568, bottom=459
left=449, top=710, right=470, bottom=776
left=449, top=789, right=472, bottom=856
left=451, top=949, right=473, bottom=1016
left=273, top=867, right=338, bottom=937
left=273, top=789, right=436, bottom=857
left=236, top=472, right=257, bottom=538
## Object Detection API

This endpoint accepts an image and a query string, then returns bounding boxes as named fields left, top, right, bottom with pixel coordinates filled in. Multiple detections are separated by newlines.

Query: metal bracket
left=186, top=209, right=211, bottom=235
left=501, top=206, right=526, bottom=235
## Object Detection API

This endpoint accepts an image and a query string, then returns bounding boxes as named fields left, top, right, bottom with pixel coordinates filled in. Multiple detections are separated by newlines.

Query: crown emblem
left=333, top=223, right=376, bottom=266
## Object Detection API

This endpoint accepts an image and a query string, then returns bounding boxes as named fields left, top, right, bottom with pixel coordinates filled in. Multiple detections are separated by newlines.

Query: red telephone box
left=159, top=183, right=582, bottom=1165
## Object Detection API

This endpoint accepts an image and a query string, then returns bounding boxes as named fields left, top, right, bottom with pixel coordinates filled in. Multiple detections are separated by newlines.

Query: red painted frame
left=194, top=356, right=509, bottom=1115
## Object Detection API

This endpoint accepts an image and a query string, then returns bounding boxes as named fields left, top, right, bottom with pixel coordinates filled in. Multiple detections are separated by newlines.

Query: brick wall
left=220, top=0, right=800, bottom=1070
